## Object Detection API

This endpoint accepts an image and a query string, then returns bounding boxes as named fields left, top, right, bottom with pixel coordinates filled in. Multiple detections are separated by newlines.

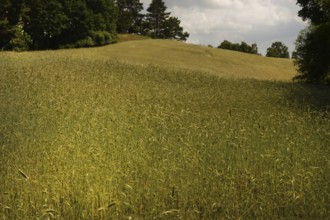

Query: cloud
left=141, top=0, right=307, bottom=54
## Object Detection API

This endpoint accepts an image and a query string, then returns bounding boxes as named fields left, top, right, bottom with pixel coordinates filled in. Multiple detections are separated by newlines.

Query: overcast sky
left=141, top=0, right=307, bottom=55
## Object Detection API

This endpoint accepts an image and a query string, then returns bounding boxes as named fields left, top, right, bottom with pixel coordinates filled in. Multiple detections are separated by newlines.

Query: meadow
left=0, top=39, right=329, bottom=219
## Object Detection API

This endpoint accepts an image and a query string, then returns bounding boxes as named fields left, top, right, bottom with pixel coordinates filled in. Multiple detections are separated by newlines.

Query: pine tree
left=163, top=17, right=189, bottom=41
left=116, top=0, right=143, bottom=33
left=146, top=0, right=170, bottom=38
left=145, top=0, right=189, bottom=41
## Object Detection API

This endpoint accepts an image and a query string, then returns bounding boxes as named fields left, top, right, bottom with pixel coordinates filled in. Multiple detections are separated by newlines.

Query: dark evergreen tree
left=145, top=0, right=189, bottom=41
left=116, top=0, right=144, bottom=33
left=146, top=0, right=170, bottom=38
left=163, top=17, right=189, bottom=41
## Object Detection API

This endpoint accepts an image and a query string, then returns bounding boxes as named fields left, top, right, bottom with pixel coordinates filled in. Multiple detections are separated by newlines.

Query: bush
left=8, top=22, right=32, bottom=51
left=75, top=37, right=95, bottom=48
left=90, top=31, right=113, bottom=46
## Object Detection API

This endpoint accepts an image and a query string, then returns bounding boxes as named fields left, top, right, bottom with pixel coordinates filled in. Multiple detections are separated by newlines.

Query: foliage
left=116, top=0, right=144, bottom=34
left=162, top=17, right=189, bottom=41
left=145, top=0, right=170, bottom=38
left=25, top=0, right=69, bottom=49
left=1, top=0, right=189, bottom=50
left=294, top=0, right=330, bottom=84
left=218, top=40, right=259, bottom=55
left=0, top=0, right=31, bottom=51
left=0, top=45, right=329, bottom=219
left=293, top=24, right=330, bottom=84
left=0, top=0, right=117, bottom=50
left=144, top=0, right=189, bottom=41
left=296, top=0, right=329, bottom=25
left=8, top=19, right=32, bottom=51
left=266, top=41, right=290, bottom=58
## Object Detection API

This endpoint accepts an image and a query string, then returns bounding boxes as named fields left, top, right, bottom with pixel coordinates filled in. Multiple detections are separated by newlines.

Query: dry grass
left=2, top=38, right=296, bottom=81
left=0, top=40, right=329, bottom=219
left=106, top=39, right=296, bottom=81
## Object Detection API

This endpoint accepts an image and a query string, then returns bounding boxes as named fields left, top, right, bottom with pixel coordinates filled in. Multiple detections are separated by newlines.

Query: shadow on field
left=284, top=83, right=330, bottom=112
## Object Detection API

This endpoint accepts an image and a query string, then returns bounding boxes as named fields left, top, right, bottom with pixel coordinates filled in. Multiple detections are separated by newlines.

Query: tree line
left=0, top=0, right=189, bottom=50
left=217, top=40, right=290, bottom=58
left=218, top=40, right=259, bottom=55
left=116, top=0, right=189, bottom=41
left=0, top=0, right=118, bottom=50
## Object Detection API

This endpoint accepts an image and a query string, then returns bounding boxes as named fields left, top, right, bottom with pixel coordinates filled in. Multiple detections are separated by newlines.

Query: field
left=0, top=39, right=330, bottom=219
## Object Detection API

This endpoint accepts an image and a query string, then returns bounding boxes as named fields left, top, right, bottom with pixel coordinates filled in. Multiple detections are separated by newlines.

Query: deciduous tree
left=294, top=0, right=330, bottom=84
left=218, top=40, right=259, bottom=55
left=0, top=0, right=117, bottom=50
left=266, top=41, right=290, bottom=58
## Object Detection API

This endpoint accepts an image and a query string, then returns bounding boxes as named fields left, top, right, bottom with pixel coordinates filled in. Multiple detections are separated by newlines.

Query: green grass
left=0, top=40, right=330, bottom=219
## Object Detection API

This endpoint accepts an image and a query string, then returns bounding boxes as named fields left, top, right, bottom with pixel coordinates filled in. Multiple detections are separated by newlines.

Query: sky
left=140, top=0, right=307, bottom=55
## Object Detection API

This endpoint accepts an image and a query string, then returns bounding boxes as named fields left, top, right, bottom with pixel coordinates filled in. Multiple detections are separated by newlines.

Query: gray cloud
left=141, top=0, right=307, bottom=55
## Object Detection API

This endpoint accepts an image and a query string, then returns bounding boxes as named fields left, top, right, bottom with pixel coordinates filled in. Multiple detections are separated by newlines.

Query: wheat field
left=0, top=39, right=329, bottom=219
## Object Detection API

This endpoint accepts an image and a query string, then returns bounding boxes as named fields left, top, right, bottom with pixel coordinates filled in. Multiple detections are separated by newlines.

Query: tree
left=163, top=17, right=189, bottom=41
left=25, top=0, right=68, bottom=49
left=0, top=0, right=117, bottom=50
left=294, top=0, right=330, bottom=84
left=239, top=41, right=249, bottom=53
left=266, top=41, right=290, bottom=58
left=297, top=0, right=329, bottom=25
left=218, top=40, right=233, bottom=50
left=146, top=0, right=170, bottom=38
left=0, top=0, right=28, bottom=50
left=251, top=43, right=258, bottom=55
left=116, top=0, right=144, bottom=33
left=8, top=18, right=31, bottom=51
left=293, top=24, right=330, bottom=83
left=218, top=40, right=259, bottom=55
left=144, top=0, right=189, bottom=41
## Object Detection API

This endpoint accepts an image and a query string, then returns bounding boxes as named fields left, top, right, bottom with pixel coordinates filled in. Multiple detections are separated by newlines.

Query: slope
left=2, top=39, right=296, bottom=81
left=1, top=40, right=329, bottom=219
left=102, top=39, right=297, bottom=81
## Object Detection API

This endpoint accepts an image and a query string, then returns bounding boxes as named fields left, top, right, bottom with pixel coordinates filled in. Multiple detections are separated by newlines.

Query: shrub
left=8, top=21, right=32, bottom=51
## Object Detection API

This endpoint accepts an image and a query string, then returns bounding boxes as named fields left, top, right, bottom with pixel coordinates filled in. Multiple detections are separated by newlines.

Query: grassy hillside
left=106, top=40, right=297, bottom=81
left=2, top=38, right=296, bottom=81
left=0, top=40, right=329, bottom=219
